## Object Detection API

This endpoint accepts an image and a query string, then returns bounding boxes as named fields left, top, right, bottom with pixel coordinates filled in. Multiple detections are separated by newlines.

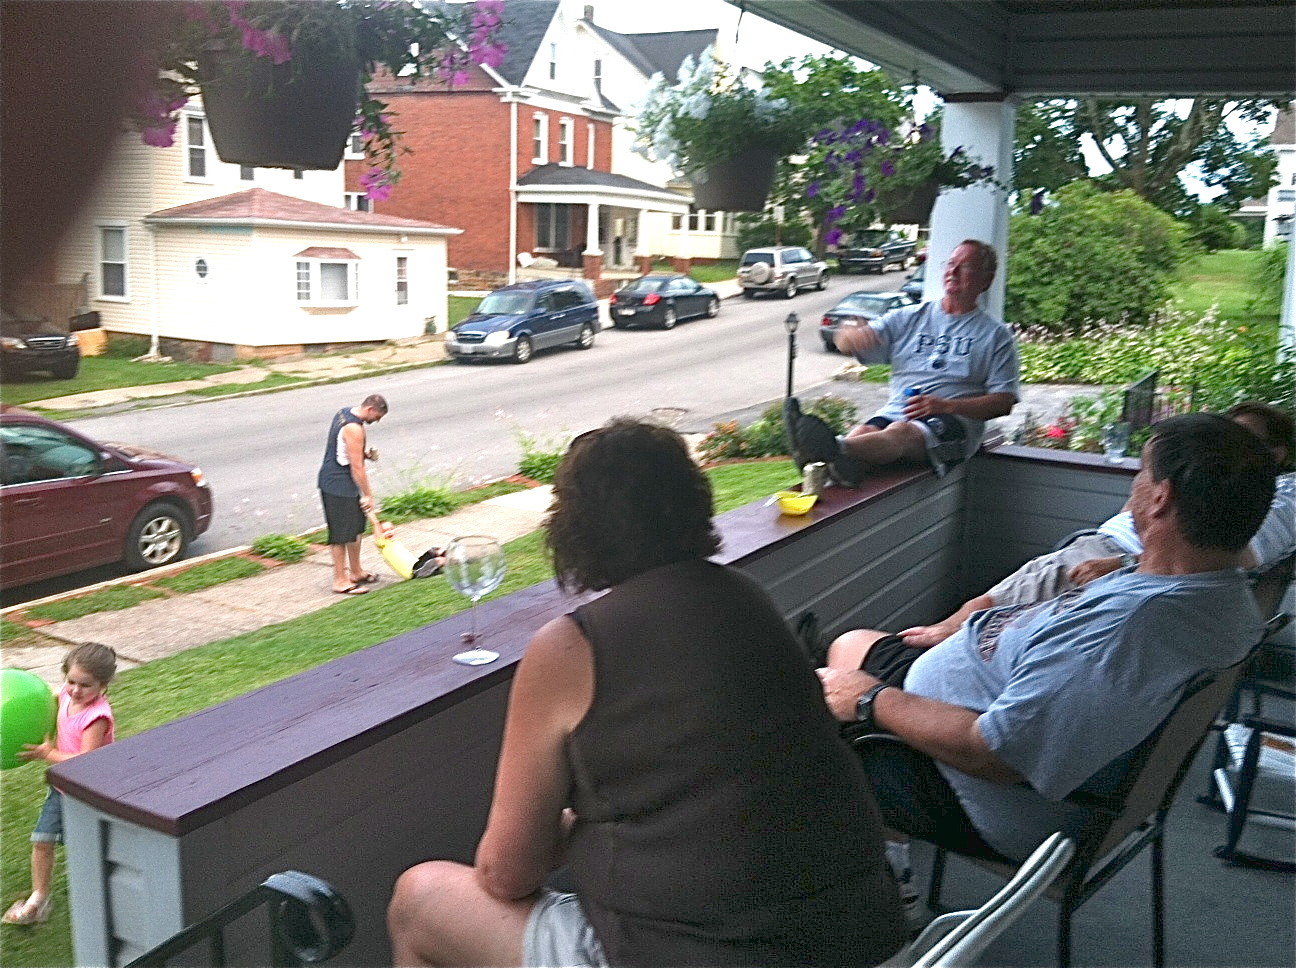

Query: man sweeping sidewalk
left=317, top=393, right=388, bottom=595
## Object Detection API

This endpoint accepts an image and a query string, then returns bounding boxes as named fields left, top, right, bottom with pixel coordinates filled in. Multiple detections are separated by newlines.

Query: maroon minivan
left=0, top=407, right=213, bottom=587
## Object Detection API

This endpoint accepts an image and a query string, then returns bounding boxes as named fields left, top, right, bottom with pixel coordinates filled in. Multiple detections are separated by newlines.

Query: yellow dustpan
left=368, top=512, right=417, bottom=580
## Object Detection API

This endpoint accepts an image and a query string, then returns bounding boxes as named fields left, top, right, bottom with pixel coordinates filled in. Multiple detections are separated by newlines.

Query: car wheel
left=612, top=317, right=631, bottom=329
left=52, top=357, right=80, bottom=380
left=705, top=297, right=720, bottom=318
left=512, top=335, right=534, bottom=364
left=661, top=307, right=678, bottom=330
left=573, top=322, right=596, bottom=349
left=125, top=501, right=189, bottom=571
left=784, top=277, right=797, bottom=299
left=822, top=338, right=838, bottom=353
left=815, top=271, right=827, bottom=291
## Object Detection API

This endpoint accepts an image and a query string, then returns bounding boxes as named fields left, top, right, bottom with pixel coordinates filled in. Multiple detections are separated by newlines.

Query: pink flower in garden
left=1045, top=425, right=1068, bottom=439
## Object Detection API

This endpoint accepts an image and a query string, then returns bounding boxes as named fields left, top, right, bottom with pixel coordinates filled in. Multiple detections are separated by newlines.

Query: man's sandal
left=3, top=896, right=51, bottom=925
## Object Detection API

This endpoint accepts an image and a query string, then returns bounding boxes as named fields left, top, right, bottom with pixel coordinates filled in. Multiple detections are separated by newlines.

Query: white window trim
left=295, top=257, right=361, bottom=307
left=183, top=112, right=211, bottom=182
left=395, top=255, right=410, bottom=306
left=344, top=132, right=366, bottom=160
left=548, top=42, right=558, bottom=80
left=343, top=192, right=372, bottom=212
left=587, top=122, right=595, bottom=169
left=96, top=222, right=130, bottom=302
left=558, top=117, right=574, bottom=166
left=532, top=113, right=549, bottom=164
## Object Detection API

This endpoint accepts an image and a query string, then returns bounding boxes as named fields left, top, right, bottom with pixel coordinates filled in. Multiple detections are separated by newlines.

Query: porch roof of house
left=144, top=188, right=462, bottom=236
left=517, top=164, right=691, bottom=210
left=735, top=0, right=1295, bottom=98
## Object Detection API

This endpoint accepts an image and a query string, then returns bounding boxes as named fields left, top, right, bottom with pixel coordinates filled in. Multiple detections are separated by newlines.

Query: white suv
left=737, top=246, right=830, bottom=299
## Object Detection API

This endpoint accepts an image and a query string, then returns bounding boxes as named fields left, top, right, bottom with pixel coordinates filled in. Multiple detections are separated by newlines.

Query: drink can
left=802, top=461, right=828, bottom=496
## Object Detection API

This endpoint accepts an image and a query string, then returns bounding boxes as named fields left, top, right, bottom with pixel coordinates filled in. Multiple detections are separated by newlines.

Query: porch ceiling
left=731, top=1, right=1295, bottom=98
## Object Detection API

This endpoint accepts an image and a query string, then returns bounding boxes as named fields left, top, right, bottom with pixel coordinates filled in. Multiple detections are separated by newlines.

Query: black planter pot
left=878, top=179, right=940, bottom=226
left=197, top=43, right=361, bottom=171
left=688, top=147, right=779, bottom=212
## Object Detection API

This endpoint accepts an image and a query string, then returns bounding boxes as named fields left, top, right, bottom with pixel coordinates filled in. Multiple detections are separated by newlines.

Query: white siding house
left=50, top=102, right=459, bottom=360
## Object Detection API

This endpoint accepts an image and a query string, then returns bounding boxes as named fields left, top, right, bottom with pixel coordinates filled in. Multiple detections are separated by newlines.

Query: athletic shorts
left=866, top=413, right=969, bottom=471
left=32, top=788, right=63, bottom=844
left=522, top=891, right=608, bottom=968
left=320, top=490, right=365, bottom=545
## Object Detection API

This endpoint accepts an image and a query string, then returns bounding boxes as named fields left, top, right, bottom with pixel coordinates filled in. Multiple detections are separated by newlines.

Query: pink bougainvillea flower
left=1045, top=426, right=1067, bottom=439
left=142, top=121, right=179, bottom=147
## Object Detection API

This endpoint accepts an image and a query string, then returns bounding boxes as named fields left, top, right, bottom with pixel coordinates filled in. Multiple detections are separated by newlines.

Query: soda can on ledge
left=802, top=461, right=828, bottom=496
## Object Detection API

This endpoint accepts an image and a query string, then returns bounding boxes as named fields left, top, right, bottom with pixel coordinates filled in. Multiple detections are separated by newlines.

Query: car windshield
left=835, top=294, right=898, bottom=316
left=741, top=251, right=775, bottom=266
left=909, top=263, right=925, bottom=282
left=476, top=292, right=532, bottom=315
left=621, top=278, right=667, bottom=293
left=848, top=231, right=891, bottom=247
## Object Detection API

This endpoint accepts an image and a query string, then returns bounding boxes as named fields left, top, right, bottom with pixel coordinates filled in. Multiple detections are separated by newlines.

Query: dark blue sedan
left=609, top=275, right=720, bottom=330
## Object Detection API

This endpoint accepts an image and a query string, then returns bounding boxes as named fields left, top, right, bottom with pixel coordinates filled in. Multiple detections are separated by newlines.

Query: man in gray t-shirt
left=787, top=239, right=1019, bottom=485
left=816, top=413, right=1278, bottom=862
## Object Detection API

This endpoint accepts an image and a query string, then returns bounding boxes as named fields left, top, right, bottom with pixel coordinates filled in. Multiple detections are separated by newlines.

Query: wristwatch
left=855, top=683, right=895, bottom=732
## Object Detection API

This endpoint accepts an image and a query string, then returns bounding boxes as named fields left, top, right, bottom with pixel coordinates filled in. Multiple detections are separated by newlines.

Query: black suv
left=0, top=308, right=86, bottom=380
left=445, top=280, right=599, bottom=364
left=836, top=230, right=917, bottom=274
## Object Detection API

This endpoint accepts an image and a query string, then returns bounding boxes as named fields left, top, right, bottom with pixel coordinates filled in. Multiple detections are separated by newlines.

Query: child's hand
left=17, top=737, right=53, bottom=762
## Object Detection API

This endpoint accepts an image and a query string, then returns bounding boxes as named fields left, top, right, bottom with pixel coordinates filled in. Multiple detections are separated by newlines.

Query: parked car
left=737, top=246, right=829, bottom=298
left=835, top=229, right=918, bottom=274
left=609, top=275, right=720, bottom=330
left=0, top=407, right=214, bottom=587
left=0, top=308, right=84, bottom=380
left=444, top=280, right=599, bottom=364
left=819, top=290, right=911, bottom=351
left=901, top=261, right=926, bottom=302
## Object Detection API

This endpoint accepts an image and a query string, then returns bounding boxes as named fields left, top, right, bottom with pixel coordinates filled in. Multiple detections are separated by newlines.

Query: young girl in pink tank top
left=3, top=643, right=116, bottom=926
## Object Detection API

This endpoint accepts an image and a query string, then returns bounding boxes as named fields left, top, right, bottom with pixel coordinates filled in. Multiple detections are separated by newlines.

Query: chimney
left=583, top=5, right=594, bottom=23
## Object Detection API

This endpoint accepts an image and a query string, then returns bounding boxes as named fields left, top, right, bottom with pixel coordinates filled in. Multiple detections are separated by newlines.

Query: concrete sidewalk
left=3, top=484, right=556, bottom=688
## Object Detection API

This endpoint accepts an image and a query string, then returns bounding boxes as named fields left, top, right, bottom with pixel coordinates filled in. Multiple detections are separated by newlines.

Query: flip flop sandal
left=352, top=573, right=380, bottom=585
left=3, top=896, right=51, bottom=925
left=332, top=584, right=370, bottom=596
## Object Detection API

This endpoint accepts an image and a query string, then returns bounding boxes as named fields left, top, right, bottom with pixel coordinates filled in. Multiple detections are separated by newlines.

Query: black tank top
left=566, top=558, right=906, bottom=967
left=316, top=408, right=363, bottom=496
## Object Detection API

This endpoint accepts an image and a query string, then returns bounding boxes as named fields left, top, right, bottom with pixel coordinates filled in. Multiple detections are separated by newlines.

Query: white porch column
left=584, top=202, right=601, bottom=256
left=1281, top=226, right=1295, bottom=360
left=925, top=97, right=1016, bottom=319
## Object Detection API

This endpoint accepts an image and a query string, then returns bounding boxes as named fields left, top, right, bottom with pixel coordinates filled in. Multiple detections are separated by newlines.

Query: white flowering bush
left=631, top=47, right=804, bottom=174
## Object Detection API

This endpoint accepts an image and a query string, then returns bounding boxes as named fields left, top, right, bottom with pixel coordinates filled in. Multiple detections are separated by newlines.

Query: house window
left=396, top=256, right=409, bottom=305
left=98, top=225, right=128, bottom=299
left=587, top=122, right=595, bottom=168
left=185, top=115, right=208, bottom=178
left=240, top=166, right=255, bottom=181
left=294, top=252, right=361, bottom=306
left=593, top=58, right=602, bottom=83
left=548, top=42, right=557, bottom=80
left=345, top=132, right=365, bottom=159
left=532, top=114, right=548, bottom=163
left=294, top=170, right=305, bottom=180
left=558, top=118, right=573, bottom=166
left=535, top=203, right=570, bottom=250
left=344, top=192, right=372, bottom=212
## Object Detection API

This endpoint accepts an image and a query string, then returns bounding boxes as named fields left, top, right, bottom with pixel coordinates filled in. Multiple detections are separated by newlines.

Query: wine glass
left=444, top=535, right=506, bottom=666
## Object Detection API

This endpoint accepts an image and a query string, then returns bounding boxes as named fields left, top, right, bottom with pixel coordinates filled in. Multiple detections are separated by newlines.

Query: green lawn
left=0, top=460, right=796, bottom=968
left=448, top=294, right=481, bottom=327
left=652, top=259, right=739, bottom=284
left=0, top=355, right=239, bottom=408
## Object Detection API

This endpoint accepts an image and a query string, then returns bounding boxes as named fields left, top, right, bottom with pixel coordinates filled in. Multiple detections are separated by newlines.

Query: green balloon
left=1, top=669, right=56, bottom=770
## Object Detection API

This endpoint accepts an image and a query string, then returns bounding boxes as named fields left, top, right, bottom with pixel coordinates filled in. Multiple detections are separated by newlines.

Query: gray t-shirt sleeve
left=983, top=326, right=1021, bottom=398
left=975, top=601, right=1186, bottom=799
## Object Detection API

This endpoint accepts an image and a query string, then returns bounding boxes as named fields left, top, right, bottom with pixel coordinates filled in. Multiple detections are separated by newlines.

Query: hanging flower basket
left=197, top=41, right=361, bottom=171
left=876, top=179, right=940, bottom=226
left=688, top=147, right=779, bottom=213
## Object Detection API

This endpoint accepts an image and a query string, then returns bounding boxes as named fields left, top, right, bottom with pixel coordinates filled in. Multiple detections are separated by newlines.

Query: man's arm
left=818, top=667, right=1022, bottom=784
left=834, top=318, right=882, bottom=356
left=475, top=616, right=592, bottom=901
left=340, top=423, right=374, bottom=512
left=903, top=392, right=1017, bottom=422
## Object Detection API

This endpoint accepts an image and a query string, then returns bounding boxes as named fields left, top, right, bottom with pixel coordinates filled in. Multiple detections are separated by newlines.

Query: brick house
left=348, top=1, right=719, bottom=294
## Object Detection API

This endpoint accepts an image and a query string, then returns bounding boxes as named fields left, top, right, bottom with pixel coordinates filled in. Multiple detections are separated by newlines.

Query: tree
left=1006, top=182, right=1189, bottom=334
left=1014, top=97, right=1282, bottom=214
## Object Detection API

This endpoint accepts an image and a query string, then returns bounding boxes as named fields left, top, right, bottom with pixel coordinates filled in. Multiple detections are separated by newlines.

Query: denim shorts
left=32, top=788, right=63, bottom=844
left=522, top=891, right=607, bottom=968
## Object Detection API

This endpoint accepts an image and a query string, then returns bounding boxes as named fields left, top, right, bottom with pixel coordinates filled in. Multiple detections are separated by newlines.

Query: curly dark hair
left=546, top=419, right=721, bottom=592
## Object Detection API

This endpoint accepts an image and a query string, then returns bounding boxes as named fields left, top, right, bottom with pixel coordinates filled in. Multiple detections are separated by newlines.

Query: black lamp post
left=784, top=311, right=799, bottom=398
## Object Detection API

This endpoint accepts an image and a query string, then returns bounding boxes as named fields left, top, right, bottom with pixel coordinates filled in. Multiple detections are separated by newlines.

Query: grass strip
left=24, top=585, right=164, bottom=623
left=152, top=557, right=265, bottom=593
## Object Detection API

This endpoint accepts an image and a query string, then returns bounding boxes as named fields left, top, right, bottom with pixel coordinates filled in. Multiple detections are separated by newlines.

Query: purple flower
left=827, top=204, right=847, bottom=222
left=879, top=159, right=896, bottom=177
left=825, top=227, right=844, bottom=247
left=360, top=167, right=395, bottom=202
left=1030, top=190, right=1045, bottom=215
left=844, top=149, right=861, bottom=164
left=918, top=123, right=934, bottom=141
left=141, top=121, right=178, bottom=148
left=807, top=181, right=821, bottom=198
left=876, top=127, right=891, bottom=145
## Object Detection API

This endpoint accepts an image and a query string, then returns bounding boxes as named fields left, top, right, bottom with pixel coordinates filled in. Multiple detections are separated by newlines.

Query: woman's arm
left=475, top=616, right=594, bottom=902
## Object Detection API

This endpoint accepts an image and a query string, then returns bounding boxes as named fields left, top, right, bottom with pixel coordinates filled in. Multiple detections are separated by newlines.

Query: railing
left=124, top=871, right=353, bottom=968
left=1120, top=370, right=1159, bottom=434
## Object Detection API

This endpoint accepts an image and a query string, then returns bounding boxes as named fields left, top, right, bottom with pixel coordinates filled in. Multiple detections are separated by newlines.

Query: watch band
left=854, top=682, right=894, bottom=731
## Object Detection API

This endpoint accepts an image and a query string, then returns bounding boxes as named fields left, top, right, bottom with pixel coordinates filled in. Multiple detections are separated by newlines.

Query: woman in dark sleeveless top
left=389, top=420, right=906, bottom=967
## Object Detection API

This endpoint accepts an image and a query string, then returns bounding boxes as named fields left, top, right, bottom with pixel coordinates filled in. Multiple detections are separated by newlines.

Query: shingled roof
left=145, top=189, right=460, bottom=234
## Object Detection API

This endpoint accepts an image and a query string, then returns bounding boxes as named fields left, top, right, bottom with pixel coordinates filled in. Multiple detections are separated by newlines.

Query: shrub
left=734, top=215, right=811, bottom=253
left=516, top=430, right=570, bottom=484
left=1248, top=241, right=1289, bottom=316
left=699, top=395, right=857, bottom=462
left=1183, top=203, right=1244, bottom=252
left=251, top=533, right=311, bottom=563
left=380, top=484, right=456, bottom=521
left=1006, top=182, right=1189, bottom=335
left=103, top=333, right=153, bottom=358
